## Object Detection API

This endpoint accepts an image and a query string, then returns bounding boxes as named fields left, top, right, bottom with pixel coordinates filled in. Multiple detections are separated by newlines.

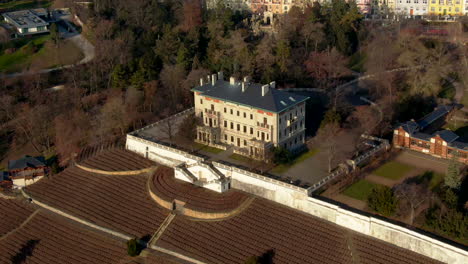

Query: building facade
left=192, top=73, right=309, bottom=160
left=428, top=0, right=463, bottom=16
left=393, top=106, right=468, bottom=164
left=395, top=0, right=429, bottom=15
left=371, top=0, right=397, bottom=14
left=2, top=9, right=50, bottom=36
left=464, top=0, right=468, bottom=14
left=7, top=156, right=48, bottom=187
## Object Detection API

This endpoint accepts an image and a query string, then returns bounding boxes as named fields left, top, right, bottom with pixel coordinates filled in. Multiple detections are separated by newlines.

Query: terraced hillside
left=151, top=166, right=250, bottom=213
left=26, top=166, right=169, bottom=238
left=80, top=149, right=155, bottom=171
left=0, top=211, right=127, bottom=263
left=0, top=198, right=36, bottom=236
left=157, top=198, right=442, bottom=264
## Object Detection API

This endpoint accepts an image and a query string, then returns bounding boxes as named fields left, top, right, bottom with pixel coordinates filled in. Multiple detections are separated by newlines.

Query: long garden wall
left=126, top=134, right=468, bottom=264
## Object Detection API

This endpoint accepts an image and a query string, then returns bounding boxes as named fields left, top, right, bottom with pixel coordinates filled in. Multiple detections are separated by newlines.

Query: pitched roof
left=413, top=132, right=431, bottom=141
left=8, top=156, right=45, bottom=171
left=400, top=120, right=420, bottom=135
left=192, top=79, right=309, bottom=113
left=417, top=105, right=453, bottom=129
left=451, top=141, right=468, bottom=151
left=435, top=130, right=459, bottom=143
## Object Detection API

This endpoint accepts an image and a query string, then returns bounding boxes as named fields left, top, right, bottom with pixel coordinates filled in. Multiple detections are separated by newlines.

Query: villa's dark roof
left=8, top=156, right=45, bottom=171
left=435, top=130, right=459, bottom=143
left=417, top=105, right=453, bottom=129
left=192, top=80, right=309, bottom=113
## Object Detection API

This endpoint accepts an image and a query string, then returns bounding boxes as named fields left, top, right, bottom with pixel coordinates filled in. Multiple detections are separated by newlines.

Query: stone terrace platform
left=150, top=167, right=254, bottom=219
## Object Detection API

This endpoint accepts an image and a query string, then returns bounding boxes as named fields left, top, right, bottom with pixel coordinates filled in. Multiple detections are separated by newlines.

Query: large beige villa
left=192, top=72, right=309, bottom=160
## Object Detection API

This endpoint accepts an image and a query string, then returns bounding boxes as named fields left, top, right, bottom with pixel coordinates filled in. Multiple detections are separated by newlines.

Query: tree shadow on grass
left=11, top=239, right=40, bottom=264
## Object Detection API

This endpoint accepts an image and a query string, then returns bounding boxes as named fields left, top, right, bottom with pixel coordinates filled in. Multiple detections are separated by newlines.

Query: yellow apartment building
left=429, top=0, right=463, bottom=15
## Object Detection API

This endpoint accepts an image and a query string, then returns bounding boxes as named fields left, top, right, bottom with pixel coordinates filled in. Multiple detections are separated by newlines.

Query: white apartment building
left=395, top=0, right=429, bottom=15
left=192, top=73, right=309, bottom=160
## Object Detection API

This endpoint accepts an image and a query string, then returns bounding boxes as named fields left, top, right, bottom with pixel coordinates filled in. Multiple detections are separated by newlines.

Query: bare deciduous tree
left=394, top=182, right=430, bottom=225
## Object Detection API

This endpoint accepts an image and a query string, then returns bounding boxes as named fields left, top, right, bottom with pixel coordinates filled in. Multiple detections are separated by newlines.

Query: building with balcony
left=192, top=72, right=309, bottom=160
left=393, top=105, right=468, bottom=164
left=428, top=0, right=463, bottom=15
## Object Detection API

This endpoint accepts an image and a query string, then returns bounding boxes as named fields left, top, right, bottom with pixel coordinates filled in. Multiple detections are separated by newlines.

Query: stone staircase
left=148, top=212, right=176, bottom=247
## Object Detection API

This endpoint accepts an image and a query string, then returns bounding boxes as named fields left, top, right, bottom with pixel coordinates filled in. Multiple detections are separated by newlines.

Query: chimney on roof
left=200, top=77, right=204, bottom=86
left=230, top=77, right=236, bottom=85
left=262, top=84, right=269, bottom=96
left=242, top=82, right=246, bottom=92
left=218, top=71, right=224, bottom=81
left=211, top=74, right=217, bottom=86
left=269, top=81, right=276, bottom=89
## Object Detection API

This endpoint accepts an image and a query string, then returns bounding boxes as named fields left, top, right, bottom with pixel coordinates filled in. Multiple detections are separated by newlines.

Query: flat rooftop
left=2, top=9, right=48, bottom=28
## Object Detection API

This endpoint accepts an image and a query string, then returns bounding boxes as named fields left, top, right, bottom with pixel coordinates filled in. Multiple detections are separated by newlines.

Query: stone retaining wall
left=75, top=164, right=155, bottom=176
left=126, top=125, right=468, bottom=263
left=147, top=172, right=254, bottom=220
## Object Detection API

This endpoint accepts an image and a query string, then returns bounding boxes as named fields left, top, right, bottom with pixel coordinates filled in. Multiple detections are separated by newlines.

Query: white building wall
left=395, top=0, right=429, bottom=15
left=13, top=176, right=44, bottom=188
left=126, top=135, right=202, bottom=166
left=126, top=130, right=468, bottom=263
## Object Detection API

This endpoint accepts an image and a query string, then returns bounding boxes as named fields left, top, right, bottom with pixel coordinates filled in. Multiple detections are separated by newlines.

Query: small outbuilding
left=8, top=156, right=48, bottom=187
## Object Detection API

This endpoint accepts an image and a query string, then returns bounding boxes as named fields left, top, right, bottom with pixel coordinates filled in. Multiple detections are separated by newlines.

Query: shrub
left=425, top=205, right=468, bottom=242
left=367, top=186, right=398, bottom=217
left=445, top=156, right=461, bottom=190
left=245, top=256, right=260, bottom=264
left=272, top=147, right=292, bottom=164
left=126, top=238, right=139, bottom=257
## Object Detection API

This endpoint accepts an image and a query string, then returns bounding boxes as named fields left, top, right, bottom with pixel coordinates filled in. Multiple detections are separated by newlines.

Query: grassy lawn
left=32, top=40, right=83, bottom=69
left=0, top=35, right=50, bottom=72
left=193, top=143, right=224, bottom=154
left=438, top=79, right=456, bottom=100
left=342, top=179, right=381, bottom=201
left=373, top=161, right=413, bottom=180
left=229, top=153, right=251, bottom=163
left=349, top=52, right=366, bottom=73
left=271, top=148, right=319, bottom=174
left=415, top=171, right=445, bottom=190
left=0, top=0, right=51, bottom=10
left=0, top=36, right=83, bottom=73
